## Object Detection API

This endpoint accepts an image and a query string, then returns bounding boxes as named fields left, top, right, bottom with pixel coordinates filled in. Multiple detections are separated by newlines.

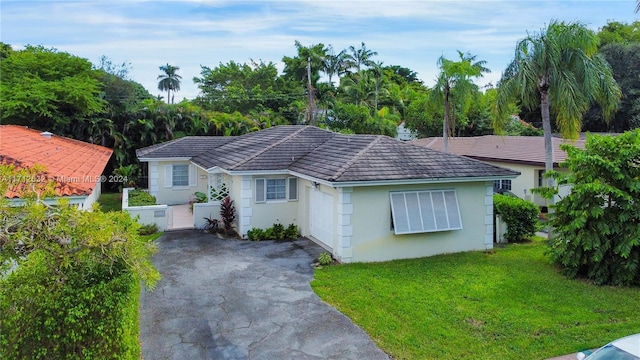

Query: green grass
left=311, top=238, right=640, bottom=360
left=98, top=192, right=122, bottom=212
left=139, top=232, right=163, bottom=242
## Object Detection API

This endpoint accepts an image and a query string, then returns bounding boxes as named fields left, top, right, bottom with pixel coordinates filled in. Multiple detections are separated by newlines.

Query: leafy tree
left=544, top=130, right=640, bottom=286
left=157, top=63, right=182, bottom=104
left=495, top=21, right=621, bottom=196
left=323, top=44, right=349, bottom=85
left=0, top=45, right=106, bottom=132
left=431, top=51, right=489, bottom=151
left=584, top=43, right=640, bottom=132
left=596, top=20, right=640, bottom=47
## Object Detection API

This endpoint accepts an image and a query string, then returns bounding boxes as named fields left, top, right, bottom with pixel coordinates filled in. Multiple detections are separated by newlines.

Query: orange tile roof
left=412, top=135, right=586, bottom=166
left=0, top=125, right=113, bottom=199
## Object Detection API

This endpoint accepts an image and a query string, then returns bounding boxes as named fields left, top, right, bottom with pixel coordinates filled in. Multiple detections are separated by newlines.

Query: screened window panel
left=418, top=191, right=436, bottom=231
left=255, top=178, right=266, bottom=203
left=390, top=193, right=410, bottom=234
left=288, top=178, right=298, bottom=201
left=444, top=190, right=462, bottom=229
left=172, top=165, right=189, bottom=187
left=266, top=178, right=286, bottom=200
left=390, top=190, right=462, bottom=234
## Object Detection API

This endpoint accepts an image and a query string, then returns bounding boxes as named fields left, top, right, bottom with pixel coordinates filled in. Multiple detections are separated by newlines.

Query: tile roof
left=0, top=125, right=113, bottom=198
left=411, top=135, right=586, bottom=166
left=137, top=126, right=518, bottom=184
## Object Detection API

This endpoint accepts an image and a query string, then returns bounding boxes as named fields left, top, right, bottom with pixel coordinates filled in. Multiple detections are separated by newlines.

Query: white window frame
left=493, top=179, right=512, bottom=192
left=164, top=164, right=196, bottom=188
left=255, top=177, right=298, bottom=203
left=390, top=189, right=462, bottom=235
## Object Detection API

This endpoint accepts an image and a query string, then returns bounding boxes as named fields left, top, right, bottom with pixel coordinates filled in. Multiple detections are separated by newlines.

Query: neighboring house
left=411, top=135, right=586, bottom=207
left=137, top=125, right=518, bottom=263
left=396, top=122, right=417, bottom=141
left=0, top=125, right=113, bottom=210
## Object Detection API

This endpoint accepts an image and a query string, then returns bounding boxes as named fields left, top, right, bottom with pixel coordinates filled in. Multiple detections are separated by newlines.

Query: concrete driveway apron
left=140, top=230, right=389, bottom=360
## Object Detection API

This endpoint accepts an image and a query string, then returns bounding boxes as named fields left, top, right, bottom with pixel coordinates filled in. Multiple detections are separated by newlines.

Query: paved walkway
left=139, top=230, right=389, bottom=360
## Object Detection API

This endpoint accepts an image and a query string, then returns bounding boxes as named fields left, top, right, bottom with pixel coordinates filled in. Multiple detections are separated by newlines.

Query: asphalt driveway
left=139, top=230, right=389, bottom=360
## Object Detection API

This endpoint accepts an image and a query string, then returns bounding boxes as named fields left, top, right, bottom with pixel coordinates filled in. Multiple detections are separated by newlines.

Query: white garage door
left=310, top=189, right=334, bottom=249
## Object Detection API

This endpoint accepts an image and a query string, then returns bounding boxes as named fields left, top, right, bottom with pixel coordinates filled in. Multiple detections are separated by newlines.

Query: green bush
left=494, top=194, right=539, bottom=242
left=284, top=223, right=299, bottom=240
left=138, top=223, right=159, bottom=236
left=0, top=252, right=141, bottom=360
left=127, top=190, right=156, bottom=206
left=318, top=252, right=333, bottom=266
left=247, top=227, right=265, bottom=241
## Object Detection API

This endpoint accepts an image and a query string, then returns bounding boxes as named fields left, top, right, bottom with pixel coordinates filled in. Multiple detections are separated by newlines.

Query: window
left=164, top=164, right=196, bottom=188
left=255, top=177, right=298, bottom=203
left=390, top=190, right=462, bottom=234
left=493, top=179, right=512, bottom=192
left=172, top=165, right=189, bottom=187
left=538, top=170, right=545, bottom=187
left=267, top=179, right=286, bottom=200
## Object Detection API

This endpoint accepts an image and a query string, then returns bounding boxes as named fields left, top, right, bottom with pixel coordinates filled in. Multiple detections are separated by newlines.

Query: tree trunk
left=540, top=89, right=555, bottom=239
left=443, top=88, right=450, bottom=153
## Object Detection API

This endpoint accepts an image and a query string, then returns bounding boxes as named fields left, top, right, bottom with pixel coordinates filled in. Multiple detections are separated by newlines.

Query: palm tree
left=496, top=21, right=620, bottom=192
left=346, top=42, right=378, bottom=74
left=323, top=45, right=349, bottom=85
left=157, top=63, right=182, bottom=104
left=432, top=51, right=489, bottom=152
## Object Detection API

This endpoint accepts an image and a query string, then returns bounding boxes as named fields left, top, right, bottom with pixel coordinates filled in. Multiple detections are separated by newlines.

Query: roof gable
left=0, top=125, right=113, bottom=198
left=137, top=126, right=519, bottom=184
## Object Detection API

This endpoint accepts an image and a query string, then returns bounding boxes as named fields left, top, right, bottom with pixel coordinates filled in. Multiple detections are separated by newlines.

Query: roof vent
left=40, top=131, right=53, bottom=139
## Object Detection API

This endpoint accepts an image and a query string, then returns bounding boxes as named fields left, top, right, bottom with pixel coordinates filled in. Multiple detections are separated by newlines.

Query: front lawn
left=311, top=238, right=640, bottom=359
left=98, top=192, right=122, bottom=212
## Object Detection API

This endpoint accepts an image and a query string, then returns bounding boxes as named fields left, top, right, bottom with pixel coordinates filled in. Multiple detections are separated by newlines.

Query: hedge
left=0, top=251, right=141, bottom=360
left=494, top=193, right=539, bottom=242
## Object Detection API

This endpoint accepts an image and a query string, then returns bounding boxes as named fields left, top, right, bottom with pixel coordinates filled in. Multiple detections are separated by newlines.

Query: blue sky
left=2, top=1, right=638, bottom=100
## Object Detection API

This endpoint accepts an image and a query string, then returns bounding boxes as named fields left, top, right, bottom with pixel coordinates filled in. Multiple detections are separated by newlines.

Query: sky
left=2, top=1, right=639, bottom=101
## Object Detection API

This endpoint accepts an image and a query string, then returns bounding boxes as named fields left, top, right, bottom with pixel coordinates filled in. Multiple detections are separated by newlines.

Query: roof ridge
left=329, top=135, right=383, bottom=181
left=231, top=126, right=310, bottom=169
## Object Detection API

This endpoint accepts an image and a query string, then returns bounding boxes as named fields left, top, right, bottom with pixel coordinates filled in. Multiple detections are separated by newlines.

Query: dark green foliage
left=0, top=252, right=140, bottom=359
left=284, top=223, right=299, bottom=239
left=138, top=223, right=159, bottom=236
left=546, top=130, right=640, bottom=286
left=266, top=223, right=285, bottom=241
left=247, top=227, right=266, bottom=241
left=220, top=196, right=236, bottom=234
left=127, top=190, right=157, bottom=206
left=494, top=194, right=539, bottom=242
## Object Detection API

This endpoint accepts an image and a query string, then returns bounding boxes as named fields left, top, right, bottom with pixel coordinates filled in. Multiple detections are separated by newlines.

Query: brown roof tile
left=412, top=135, right=586, bottom=166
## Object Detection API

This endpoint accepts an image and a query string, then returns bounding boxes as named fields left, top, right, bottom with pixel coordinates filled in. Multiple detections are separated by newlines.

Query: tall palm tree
left=347, top=42, right=378, bottom=73
left=157, top=63, right=182, bottom=104
left=323, top=45, right=349, bottom=85
left=432, top=51, right=489, bottom=152
left=496, top=21, right=620, bottom=193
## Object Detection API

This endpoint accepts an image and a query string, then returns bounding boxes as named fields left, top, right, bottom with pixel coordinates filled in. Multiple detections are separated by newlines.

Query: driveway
left=140, top=230, right=389, bottom=360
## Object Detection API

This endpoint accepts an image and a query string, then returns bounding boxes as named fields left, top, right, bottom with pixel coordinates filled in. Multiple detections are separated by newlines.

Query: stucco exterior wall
left=80, top=180, right=101, bottom=211
left=151, top=160, right=208, bottom=205
left=344, top=182, right=492, bottom=263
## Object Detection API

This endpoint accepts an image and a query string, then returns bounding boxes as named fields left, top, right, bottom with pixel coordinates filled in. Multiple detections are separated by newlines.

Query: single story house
left=411, top=135, right=586, bottom=207
left=137, top=125, right=518, bottom=263
left=0, top=125, right=113, bottom=210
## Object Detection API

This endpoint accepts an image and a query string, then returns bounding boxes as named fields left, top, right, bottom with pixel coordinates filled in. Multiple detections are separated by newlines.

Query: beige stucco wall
left=152, top=160, right=208, bottom=205
left=237, top=174, right=301, bottom=232
left=345, top=182, right=491, bottom=263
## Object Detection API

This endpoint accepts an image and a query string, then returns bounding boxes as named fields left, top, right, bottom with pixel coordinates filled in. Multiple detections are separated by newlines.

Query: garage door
left=310, top=188, right=334, bottom=249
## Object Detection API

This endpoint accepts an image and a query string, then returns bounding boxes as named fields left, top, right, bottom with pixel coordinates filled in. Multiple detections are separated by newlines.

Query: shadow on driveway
left=140, top=230, right=389, bottom=360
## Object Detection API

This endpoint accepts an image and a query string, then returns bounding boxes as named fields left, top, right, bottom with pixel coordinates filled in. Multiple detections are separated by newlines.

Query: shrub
left=494, top=193, right=539, bottom=242
left=128, top=190, right=156, bottom=206
left=220, top=196, right=236, bottom=235
left=0, top=252, right=141, bottom=359
left=284, top=223, right=299, bottom=240
left=247, top=227, right=265, bottom=241
left=203, top=217, right=219, bottom=234
left=138, top=223, right=159, bottom=236
left=318, top=252, right=333, bottom=266
left=189, top=191, right=208, bottom=213
left=546, top=130, right=640, bottom=286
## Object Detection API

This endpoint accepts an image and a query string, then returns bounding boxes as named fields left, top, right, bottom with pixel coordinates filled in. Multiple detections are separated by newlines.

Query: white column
left=336, top=187, right=354, bottom=262
left=149, top=161, right=159, bottom=197
left=239, top=175, right=253, bottom=236
left=484, top=182, right=494, bottom=250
